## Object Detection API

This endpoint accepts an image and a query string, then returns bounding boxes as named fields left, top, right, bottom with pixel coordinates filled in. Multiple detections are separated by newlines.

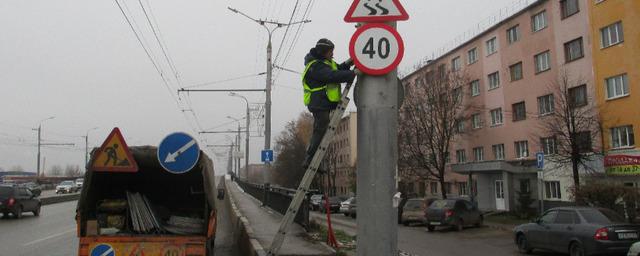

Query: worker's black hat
left=315, top=38, right=335, bottom=55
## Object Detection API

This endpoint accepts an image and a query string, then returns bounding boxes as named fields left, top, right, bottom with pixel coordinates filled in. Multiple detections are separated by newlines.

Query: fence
left=235, top=178, right=310, bottom=229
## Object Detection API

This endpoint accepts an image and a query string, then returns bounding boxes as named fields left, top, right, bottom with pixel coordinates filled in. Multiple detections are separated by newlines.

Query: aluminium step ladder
left=267, top=80, right=355, bottom=255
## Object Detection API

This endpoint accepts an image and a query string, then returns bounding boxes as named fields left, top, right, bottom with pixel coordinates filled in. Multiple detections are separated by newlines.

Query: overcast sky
left=0, top=0, right=521, bottom=175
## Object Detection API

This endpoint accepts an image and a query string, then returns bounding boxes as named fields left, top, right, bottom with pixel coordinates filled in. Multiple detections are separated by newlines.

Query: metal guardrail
left=235, top=179, right=310, bottom=230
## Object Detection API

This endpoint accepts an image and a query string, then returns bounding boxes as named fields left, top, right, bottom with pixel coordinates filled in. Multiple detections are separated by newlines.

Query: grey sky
left=0, top=0, right=517, bottom=174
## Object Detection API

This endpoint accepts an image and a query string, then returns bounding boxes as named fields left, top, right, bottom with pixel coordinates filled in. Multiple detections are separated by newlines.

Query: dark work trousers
left=303, top=110, right=332, bottom=167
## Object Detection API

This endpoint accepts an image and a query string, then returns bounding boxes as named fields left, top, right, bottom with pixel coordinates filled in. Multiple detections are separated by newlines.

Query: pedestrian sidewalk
left=227, top=181, right=334, bottom=256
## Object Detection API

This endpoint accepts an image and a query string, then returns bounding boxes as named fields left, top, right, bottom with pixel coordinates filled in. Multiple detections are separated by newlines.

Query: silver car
left=340, top=197, right=355, bottom=216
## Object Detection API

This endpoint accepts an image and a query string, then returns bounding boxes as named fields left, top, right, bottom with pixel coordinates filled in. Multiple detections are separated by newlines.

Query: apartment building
left=401, top=0, right=599, bottom=211
left=322, top=112, right=357, bottom=196
left=589, top=0, right=640, bottom=181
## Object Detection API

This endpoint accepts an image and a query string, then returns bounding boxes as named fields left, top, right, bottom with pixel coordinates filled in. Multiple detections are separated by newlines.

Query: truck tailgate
left=78, top=236, right=206, bottom=256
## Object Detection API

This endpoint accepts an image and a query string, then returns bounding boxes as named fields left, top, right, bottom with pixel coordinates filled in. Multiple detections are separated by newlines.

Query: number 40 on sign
left=349, top=23, right=405, bottom=76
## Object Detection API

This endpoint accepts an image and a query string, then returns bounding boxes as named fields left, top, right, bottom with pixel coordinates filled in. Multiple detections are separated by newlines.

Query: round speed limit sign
left=349, top=23, right=404, bottom=76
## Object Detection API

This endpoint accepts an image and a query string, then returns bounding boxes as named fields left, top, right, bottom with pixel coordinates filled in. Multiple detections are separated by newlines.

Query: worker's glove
left=354, top=68, right=363, bottom=76
left=342, top=58, right=354, bottom=67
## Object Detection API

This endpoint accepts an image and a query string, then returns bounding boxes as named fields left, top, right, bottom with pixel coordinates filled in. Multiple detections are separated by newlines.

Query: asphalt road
left=214, top=176, right=238, bottom=256
left=0, top=200, right=78, bottom=256
left=312, top=212, right=565, bottom=256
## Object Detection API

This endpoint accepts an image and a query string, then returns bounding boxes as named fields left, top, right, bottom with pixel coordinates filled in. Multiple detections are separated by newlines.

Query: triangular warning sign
left=91, top=127, right=138, bottom=172
left=344, top=0, right=409, bottom=23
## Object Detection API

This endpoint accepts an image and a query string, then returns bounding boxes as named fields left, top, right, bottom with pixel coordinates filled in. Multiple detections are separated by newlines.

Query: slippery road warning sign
left=349, top=23, right=405, bottom=76
left=344, top=0, right=409, bottom=23
left=91, top=127, right=138, bottom=172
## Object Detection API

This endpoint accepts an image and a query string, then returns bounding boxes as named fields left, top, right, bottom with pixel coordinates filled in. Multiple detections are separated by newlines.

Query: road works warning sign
left=91, top=127, right=138, bottom=172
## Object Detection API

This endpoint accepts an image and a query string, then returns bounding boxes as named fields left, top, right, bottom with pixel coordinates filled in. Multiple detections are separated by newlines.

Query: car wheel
left=33, top=204, right=41, bottom=216
left=14, top=206, right=23, bottom=219
left=344, top=213, right=349, bottom=217
left=517, top=234, right=533, bottom=254
left=454, top=219, right=464, bottom=231
left=2, top=212, right=8, bottom=218
left=427, top=225, right=435, bottom=232
left=569, top=242, right=584, bottom=256
left=475, top=216, right=483, bottom=227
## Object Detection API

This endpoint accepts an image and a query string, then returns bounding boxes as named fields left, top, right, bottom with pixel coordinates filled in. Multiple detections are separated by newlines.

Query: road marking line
left=22, top=228, right=75, bottom=246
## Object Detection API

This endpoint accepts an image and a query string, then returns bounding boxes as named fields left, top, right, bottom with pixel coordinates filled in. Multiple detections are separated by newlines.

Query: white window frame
left=473, top=147, right=484, bottom=162
left=515, top=140, right=529, bottom=158
left=488, top=72, right=500, bottom=90
left=541, top=137, right=558, bottom=155
left=458, top=182, right=469, bottom=196
left=532, top=11, right=547, bottom=32
left=470, top=80, right=480, bottom=96
left=490, top=108, right=503, bottom=126
left=507, top=25, right=520, bottom=44
left=456, top=149, right=466, bottom=163
left=611, top=125, right=635, bottom=148
left=467, top=48, right=478, bottom=64
left=538, top=94, right=554, bottom=115
left=456, top=119, right=465, bottom=133
left=452, top=56, right=461, bottom=71
left=535, top=51, right=551, bottom=73
left=601, top=21, right=624, bottom=48
left=492, top=144, right=505, bottom=160
left=486, top=37, right=497, bottom=55
left=545, top=181, right=561, bottom=199
left=472, top=113, right=482, bottom=129
left=605, top=74, right=629, bottom=99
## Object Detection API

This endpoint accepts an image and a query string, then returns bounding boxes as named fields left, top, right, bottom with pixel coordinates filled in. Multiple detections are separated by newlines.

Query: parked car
left=340, top=197, right=356, bottom=216
left=20, top=182, right=42, bottom=197
left=514, top=207, right=640, bottom=256
left=0, top=185, right=41, bottom=218
left=628, top=241, right=640, bottom=256
left=310, top=194, right=323, bottom=211
left=75, top=178, right=84, bottom=189
left=56, top=180, right=77, bottom=194
left=320, top=196, right=346, bottom=213
left=347, top=198, right=357, bottom=218
left=401, top=198, right=427, bottom=226
left=425, top=198, right=483, bottom=232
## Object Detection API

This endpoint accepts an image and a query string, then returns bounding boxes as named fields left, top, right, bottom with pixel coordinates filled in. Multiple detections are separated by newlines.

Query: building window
left=438, top=64, right=446, bottom=78
left=453, top=87, right=463, bottom=103
left=458, top=182, right=469, bottom=196
left=507, top=25, right=520, bottom=44
left=492, top=144, right=505, bottom=160
left=430, top=182, right=438, bottom=194
left=473, top=147, right=484, bottom=162
left=569, top=85, right=587, bottom=107
left=512, top=101, right=527, bottom=121
left=538, top=94, right=555, bottom=115
left=564, top=37, right=584, bottom=62
left=515, top=140, right=529, bottom=158
left=531, top=11, right=547, bottom=32
left=444, top=182, right=452, bottom=194
left=490, top=108, right=503, bottom=126
left=601, top=21, right=624, bottom=48
left=541, top=137, right=558, bottom=155
left=605, top=74, right=629, bottom=99
left=560, top=0, right=579, bottom=19
left=575, top=131, right=593, bottom=152
left=470, top=80, right=480, bottom=96
left=456, top=149, right=466, bottom=163
left=545, top=181, right=561, bottom=199
left=467, top=48, right=478, bottom=64
left=534, top=51, right=551, bottom=73
left=455, top=119, right=465, bottom=133
left=510, top=62, right=523, bottom=81
left=488, top=72, right=500, bottom=90
left=519, top=179, right=530, bottom=193
left=611, top=125, right=635, bottom=148
left=472, top=113, right=482, bottom=129
left=486, top=37, right=497, bottom=55
left=452, top=56, right=461, bottom=71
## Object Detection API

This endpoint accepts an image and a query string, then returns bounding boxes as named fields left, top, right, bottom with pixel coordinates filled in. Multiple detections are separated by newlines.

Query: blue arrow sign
left=158, top=132, right=200, bottom=174
left=262, top=149, right=274, bottom=163
left=536, top=152, right=544, bottom=170
left=91, top=244, right=115, bottom=256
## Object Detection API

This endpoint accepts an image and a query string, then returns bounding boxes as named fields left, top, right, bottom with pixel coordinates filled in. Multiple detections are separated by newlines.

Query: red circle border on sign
left=349, top=23, right=405, bottom=76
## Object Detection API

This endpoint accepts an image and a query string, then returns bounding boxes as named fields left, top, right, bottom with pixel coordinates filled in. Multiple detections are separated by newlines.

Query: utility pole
left=355, top=21, right=400, bottom=256
left=33, top=116, right=54, bottom=177
left=83, top=127, right=98, bottom=171
left=230, top=92, right=251, bottom=183
left=227, top=7, right=310, bottom=151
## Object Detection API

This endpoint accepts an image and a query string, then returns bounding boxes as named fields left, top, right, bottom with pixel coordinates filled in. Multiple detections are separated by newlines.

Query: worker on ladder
left=301, top=38, right=359, bottom=169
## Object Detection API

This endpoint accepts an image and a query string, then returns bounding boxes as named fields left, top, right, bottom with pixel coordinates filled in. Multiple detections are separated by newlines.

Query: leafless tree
left=49, top=165, right=63, bottom=176
left=537, top=70, right=601, bottom=193
left=399, top=68, right=470, bottom=199
left=64, top=164, right=83, bottom=177
left=272, top=112, right=313, bottom=188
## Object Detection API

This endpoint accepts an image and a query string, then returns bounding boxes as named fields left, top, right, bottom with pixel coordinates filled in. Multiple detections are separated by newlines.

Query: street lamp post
left=83, top=127, right=98, bottom=171
left=227, top=116, right=242, bottom=179
left=34, top=116, right=55, bottom=177
left=230, top=92, right=251, bottom=179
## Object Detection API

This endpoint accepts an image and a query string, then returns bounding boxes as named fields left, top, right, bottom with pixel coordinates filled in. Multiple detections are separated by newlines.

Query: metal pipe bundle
left=126, top=191, right=164, bottom=233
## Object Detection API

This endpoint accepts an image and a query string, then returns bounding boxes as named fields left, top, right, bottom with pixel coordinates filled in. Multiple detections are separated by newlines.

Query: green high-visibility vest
left=301, top=59, right=341, bottom=106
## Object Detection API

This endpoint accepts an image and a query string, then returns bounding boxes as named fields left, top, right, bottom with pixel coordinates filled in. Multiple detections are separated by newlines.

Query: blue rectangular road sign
left=536, top=152, right=544, bottom=169
left=262, top=149, right=274, bottom=163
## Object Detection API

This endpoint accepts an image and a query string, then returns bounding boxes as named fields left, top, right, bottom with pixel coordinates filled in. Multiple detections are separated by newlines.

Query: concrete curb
left=40, top=193, right=80, bottom=205
left=225, top=180, right=267, bottom=256
left=483, top=222, right=516, bottom=232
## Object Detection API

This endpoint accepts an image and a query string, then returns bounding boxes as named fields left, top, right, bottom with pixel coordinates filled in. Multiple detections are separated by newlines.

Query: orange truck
left=76, top=146, right=217, bottom=256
